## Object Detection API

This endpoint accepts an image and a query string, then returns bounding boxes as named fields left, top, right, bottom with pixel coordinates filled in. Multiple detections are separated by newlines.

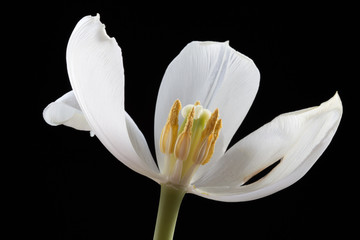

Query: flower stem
left=153, top=184, right=186, bottom=240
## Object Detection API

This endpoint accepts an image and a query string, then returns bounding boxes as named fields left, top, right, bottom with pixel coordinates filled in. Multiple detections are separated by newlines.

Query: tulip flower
left=43, top=14, right=342, bottom=239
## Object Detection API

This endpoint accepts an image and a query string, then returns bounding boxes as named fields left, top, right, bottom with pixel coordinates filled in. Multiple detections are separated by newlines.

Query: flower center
left=159, top=99, right=222, bottom=186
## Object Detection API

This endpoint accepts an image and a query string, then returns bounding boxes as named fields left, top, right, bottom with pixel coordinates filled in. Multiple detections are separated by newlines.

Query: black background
left=15, top=2, right=356, bottom=239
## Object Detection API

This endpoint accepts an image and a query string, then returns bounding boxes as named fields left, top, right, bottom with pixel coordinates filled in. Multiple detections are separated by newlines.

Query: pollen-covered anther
left=202, top=119, right=222, bottom=165
left=193, top=109, right=220, bottom=165
left=174, top=107, right=195, bottom=161
left=160, top=99, right=181, bottom=154
left=201, top=108, right=219, bottom=141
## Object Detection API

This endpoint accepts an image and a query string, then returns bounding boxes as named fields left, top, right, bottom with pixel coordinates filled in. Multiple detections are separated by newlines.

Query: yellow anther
left=183, top=107, right=195, bottom=132
left=213, top=118, right=222, bottom=140
left=194, top=101, right=201, bottom=106
left=169, top=99, right=181, bottom=127
left=202, top=119, right=222, bottom=165
left=200, top=108, right=219, bottom=140
left=174, top=107, right=195, bottom=161
left=159, top=124, right=170, bottom=153
left=192, top=109, right=219, bottom=164
left=160, top=99, right=181, bottom=154
left=194, top=134, right=213, bottom=165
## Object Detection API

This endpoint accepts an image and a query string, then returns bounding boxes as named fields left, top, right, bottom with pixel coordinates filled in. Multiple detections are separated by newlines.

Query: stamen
left=191, top=109, right=219, bottom=165
left=169, top=99, right=181, bottom=127
left=200, top=108, right=219, bottom=141
left=159, top=124, right=171, bottom=153
left=183, top=107, right=195, bottom=132
left=214, top=119, right=222, bottom=139
left=201, top=119, right=222, bottom=165
left=160, top=99, right=181, bottom=154
left=174, top=107, right=195, bottom=161
left=194, top=134, right=213, bottom=165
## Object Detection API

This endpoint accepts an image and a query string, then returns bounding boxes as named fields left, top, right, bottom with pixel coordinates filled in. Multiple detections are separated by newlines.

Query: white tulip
left=43, top=14, right=342, bottom=239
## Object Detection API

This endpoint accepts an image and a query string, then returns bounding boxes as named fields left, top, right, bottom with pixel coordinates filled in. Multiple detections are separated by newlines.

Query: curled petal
left=43, top=91, right=92, bottom=133
left=191, top=93, right=343, bottom=202
left=66, top=15, right=161, bottom=182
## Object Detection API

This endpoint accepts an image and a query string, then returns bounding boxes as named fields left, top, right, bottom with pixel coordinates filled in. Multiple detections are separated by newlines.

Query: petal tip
left=43, top=103, right=58, bottom=126
left=324, top=91, right=343, bottom=114
left=87, top=13, right=100, bottom=22
left=333, top=91, right=342, bottom=103
left=76, top=14, right=114, bottom=42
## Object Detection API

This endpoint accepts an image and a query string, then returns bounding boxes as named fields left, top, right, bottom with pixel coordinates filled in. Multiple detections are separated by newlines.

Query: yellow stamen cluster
left=159, top=99, right=222, bottom=185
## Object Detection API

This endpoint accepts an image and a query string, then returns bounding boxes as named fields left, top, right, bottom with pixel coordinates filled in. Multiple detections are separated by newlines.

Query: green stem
left=153, top=184, right=186, bottom=240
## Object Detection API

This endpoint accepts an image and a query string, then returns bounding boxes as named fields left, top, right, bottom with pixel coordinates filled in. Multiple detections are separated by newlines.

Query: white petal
left=125, top=112, right=164, bottom=182
left=66, top=15, right=161, bottom=182
left=43, top=91, right=92, bottom=132
left=154, top=41, right=260, bottom=173
left=191, top=93, right=342, bottom=202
